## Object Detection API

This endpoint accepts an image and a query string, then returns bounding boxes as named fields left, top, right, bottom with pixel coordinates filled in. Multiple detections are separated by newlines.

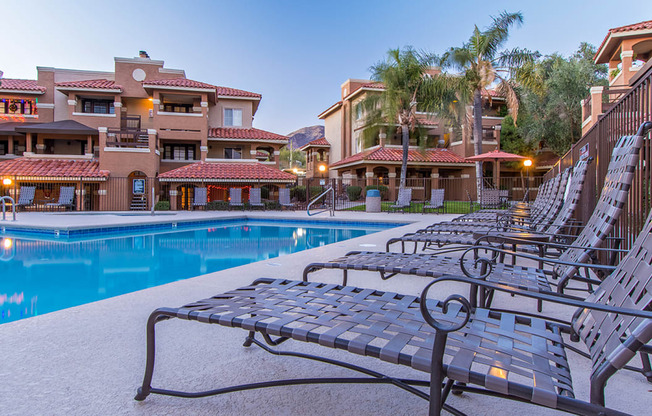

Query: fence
left=544, top=62, right=652, bottom=249
left=0, top=175, right=542, bottom=215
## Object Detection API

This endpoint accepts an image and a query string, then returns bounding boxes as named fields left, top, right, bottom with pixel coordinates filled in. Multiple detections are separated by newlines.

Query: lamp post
left=523, top=159, right=533, bottom=202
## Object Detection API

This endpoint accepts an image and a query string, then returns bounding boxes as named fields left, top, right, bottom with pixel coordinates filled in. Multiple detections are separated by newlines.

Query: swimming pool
left=0, top=219, right=397, bottom=324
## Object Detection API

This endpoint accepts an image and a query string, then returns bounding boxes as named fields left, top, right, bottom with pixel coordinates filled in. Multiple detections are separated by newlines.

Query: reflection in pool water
left=0, top=222, right=390, bottom=324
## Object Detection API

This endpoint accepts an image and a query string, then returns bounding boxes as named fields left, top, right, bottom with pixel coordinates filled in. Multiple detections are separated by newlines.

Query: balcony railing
left=106, top=128, right=150, bottom=148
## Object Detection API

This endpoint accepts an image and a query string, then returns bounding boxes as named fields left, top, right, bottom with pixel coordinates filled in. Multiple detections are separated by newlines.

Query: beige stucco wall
left=323, top=110, right=342, bottom=178
left=208, top=98, right=253, bottom=128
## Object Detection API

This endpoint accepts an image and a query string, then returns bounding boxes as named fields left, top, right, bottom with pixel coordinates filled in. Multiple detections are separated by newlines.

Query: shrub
left=264, top=201, right=281, bottom=210
left=206, top=201, right=229, bottom=210
left=291, top=186, right=306, bottom=202
left=365, top=185, right=389, bottom=200
left=346, top=185, right=362, bottom=201
left=309, top=186, right=324, bottom=199
left=154, top=200, right=170, bottom=211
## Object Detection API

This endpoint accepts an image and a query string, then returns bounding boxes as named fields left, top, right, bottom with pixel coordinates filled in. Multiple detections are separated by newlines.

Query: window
left=224, top=147, right=242, bottom=159
left=163, top=144, right=195, bottom=161
left=355, top=104, right=362, bottom=120
left=163, top=103, right=193, bottom=113
left=224, top=108, right=243, bottom=127
left=81, top=99, right=114, bottom=114
left=0, top=99, right=38, bottom=115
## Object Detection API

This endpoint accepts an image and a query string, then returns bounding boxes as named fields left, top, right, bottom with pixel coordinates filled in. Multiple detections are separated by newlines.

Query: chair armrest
left=423, top=274, right=652, bottom=320
left=460, top=245, right=618, bottom=275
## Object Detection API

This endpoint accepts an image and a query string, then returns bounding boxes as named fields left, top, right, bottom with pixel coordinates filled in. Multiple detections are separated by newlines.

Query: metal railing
left=0, top=196, right=16, bottom=221
left=545, top=62, right=652, bottom=250
left=307, top=186, right=335, bottom=217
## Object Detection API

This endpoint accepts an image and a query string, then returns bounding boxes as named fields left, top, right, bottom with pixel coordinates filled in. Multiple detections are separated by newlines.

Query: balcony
left=105, top=128, right=150, bottom=149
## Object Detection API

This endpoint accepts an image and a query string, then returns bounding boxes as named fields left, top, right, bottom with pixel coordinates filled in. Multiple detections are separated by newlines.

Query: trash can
left=365, top=189, right=381, bottom=213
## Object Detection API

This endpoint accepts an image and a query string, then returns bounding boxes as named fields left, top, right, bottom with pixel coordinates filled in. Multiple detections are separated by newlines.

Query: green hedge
left=206, top=201, right=229, bottom=210
left=291, top=186, right=326, bottom=202
left=346, top=185, right=362, bottom=201
left=365, top=185, right=389, bottom=200
left=154, top=200, right=170, bottom=211
left=264, top=201, right=281, bottom=210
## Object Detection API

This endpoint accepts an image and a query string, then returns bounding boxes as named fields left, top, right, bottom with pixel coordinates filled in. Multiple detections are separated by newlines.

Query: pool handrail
left=0, top=196, right=16, bottom=221
left=307, top=186, right=334, bottom=217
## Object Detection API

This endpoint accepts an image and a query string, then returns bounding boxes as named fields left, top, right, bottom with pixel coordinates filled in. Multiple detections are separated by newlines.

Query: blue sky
left=2, top=0, right=651, bottom=135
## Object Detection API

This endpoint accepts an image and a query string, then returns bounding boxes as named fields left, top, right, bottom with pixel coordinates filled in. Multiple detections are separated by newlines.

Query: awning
left=15, top=120, right=98, bottom=136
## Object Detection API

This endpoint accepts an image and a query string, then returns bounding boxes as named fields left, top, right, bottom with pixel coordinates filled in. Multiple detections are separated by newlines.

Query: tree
left=359, top=48, right=436, bottom=189
left=279, top=146, right=305, bottom=170
left=438, top=11, right=538, bottom=192
left=519, top=43, right=607, bottom=156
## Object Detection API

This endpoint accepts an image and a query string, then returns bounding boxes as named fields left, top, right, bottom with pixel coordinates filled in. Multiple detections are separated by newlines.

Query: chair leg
left=134, top=310, right=172, bottom=401
left=428, top=332, right=448, bottom=416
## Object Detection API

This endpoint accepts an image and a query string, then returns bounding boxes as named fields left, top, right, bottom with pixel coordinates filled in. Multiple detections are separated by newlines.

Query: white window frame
left=224, top=108, right=243, bottom=127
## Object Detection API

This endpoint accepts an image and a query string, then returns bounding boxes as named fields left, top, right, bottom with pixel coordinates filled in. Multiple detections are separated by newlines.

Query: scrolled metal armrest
left=420, top=282, right=471, bottom=333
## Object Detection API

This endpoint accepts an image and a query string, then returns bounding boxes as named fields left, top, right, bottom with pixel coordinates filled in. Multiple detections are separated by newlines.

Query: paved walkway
left=0, top=211, right=648, bottom=415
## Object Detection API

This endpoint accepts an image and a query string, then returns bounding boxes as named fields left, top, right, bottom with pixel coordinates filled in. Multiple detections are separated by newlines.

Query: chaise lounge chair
left=388, top=187, right=412, bottom=213
left=134, top=221, right=652, bottom=415
left=45, top=186, right=75, bottom=211
left=15, top=186, right=35, bottom=211
left=279, top=188, right=295, bottom=210
left=422, top=189, right=444, bottom=214
left=192, top=187, right=207, bottom=210
left=303, top=126, right=648, bottom=304
left=228, top=188, right=244, bottom=211
left=248, top=188, right=265, bottom=210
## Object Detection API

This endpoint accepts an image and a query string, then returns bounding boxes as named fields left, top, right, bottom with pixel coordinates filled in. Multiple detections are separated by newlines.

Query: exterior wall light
left=523, top=159, right=533, bottom=167
left=318, top=164, right=327, bottom=172
left=2, top=178, right=12, bottom=186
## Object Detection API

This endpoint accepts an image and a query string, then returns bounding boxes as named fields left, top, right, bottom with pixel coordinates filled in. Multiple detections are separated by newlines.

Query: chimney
left=139, top=51, right=150, bottom=59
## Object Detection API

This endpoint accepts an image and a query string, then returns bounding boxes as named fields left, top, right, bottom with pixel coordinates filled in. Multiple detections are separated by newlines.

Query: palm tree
left=439, top=11, right=538, bottom=192
left=359, top=48, right=437, bottom=190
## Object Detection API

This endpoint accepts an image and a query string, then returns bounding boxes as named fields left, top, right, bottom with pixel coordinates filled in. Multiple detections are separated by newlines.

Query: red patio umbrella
left=465, top=149, right=528, bottom=187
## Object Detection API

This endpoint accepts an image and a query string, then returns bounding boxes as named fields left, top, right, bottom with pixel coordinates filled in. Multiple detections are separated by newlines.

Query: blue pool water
left=0, top=220, right=396, bottom=324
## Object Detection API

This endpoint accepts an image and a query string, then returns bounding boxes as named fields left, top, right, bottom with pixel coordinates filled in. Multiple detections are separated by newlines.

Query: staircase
left=130, top=195, right=148, bottom=210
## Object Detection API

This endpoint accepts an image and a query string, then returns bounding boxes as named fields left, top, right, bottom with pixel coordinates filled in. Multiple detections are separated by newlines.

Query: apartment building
left=0, top=52, right=294, bottom=210
left=315, top=78, right=506, bottom=199
left=581, top=19, right=652, bottom=135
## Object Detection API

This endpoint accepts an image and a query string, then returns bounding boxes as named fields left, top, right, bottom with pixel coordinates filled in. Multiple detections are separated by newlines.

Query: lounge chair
left=15, top=186, right=35, bottom=211
left=279, top=188, right=295, bottom=210
left=228, top=188, right=244, bottom=211
left=387, top=187, right=411, bottom=213
left=45, top=186, right=75, bottom=211
left=248, top=188, right=265, bottom=210
left=192, top=187, right=207, bottom=210
left=304, top=128, right=646, bottom=303
left=422, top=189, right=444, bottom=214
left=134, top=224, right=652, bottom=415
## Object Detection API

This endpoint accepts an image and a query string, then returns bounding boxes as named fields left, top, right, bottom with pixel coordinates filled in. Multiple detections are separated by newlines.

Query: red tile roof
left=143, top=78, right=217, bottom=90
left=300, top=137, right=330, bottom=150
left=56, top=79, right=122, bottom=91
left=596, top=20, right=652, bottom=61
left=608, top=19, right=652, bottom=34
left=330, top=146, right=472, bottom=168
left=158, top=161, right=296, bottom=183
left=0, top=79, right=46, bottom=93
left=215, top=86, right=261, bottom=98
left=208, top=127, right=288, bottom=142
left=0, top=158, right=108, bottom=180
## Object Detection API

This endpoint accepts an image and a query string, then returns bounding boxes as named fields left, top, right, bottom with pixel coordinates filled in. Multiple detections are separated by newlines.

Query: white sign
left=579, top=143, right=589, bottom=160
left=319, top=179, right=326, bottom=185
left=133, top=179, right=145, bottom=195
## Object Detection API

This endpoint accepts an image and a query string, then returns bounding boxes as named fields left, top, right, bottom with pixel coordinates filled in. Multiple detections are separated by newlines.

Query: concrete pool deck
left=0, top=211, right=649, bottom=415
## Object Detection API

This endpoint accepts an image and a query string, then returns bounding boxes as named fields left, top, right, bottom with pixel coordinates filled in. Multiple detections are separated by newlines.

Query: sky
left=1, top=0, right=651, bottom=135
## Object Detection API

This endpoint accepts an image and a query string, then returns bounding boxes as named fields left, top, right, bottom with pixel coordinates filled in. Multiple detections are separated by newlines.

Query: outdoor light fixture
left=3, top=238, right=12, bottom=250
left=523, top=159, right=533, bottom=167
left=318, top=164, right=327, bottom=172
left=292, top=168, right=298, bottom=174
left=2, top=178, right=12, bottom=186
